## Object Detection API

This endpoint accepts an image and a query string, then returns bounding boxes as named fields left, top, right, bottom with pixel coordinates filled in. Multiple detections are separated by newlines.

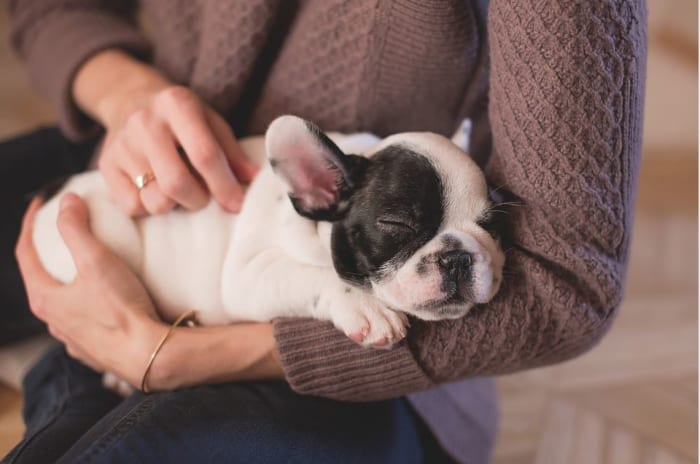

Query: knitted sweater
left=9, top=0, right=647, bottom=461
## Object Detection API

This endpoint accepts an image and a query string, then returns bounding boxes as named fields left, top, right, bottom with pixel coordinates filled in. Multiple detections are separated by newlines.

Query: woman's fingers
left=134, top=115, right=209, bottom=211
left=124, top=121, right=191, bottom=214
left=14, top=193, right=161, bottom=382
left=14, top=198, right=63, bottom=320
left=15, top=199, right=58, bottom=291
left=165, top=92, right=244, bottom=212
left=104, top=130, right=176, bottom=215
left=98, top=141, right=147, bottom=217
left=56, top=194, right=118, bottom=276
left=208, top=110, right=259, bottom=185
left=98, top=85, right=256, bottom=215
left=139, top=181, right=177, bottom=214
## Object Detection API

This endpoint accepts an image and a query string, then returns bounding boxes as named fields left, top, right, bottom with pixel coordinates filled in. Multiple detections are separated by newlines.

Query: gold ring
left=134, top=171, right=155, bottom=191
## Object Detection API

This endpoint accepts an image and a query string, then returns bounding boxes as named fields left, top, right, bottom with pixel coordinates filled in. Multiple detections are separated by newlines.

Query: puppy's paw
left=330, top=290, right=409, bottom=348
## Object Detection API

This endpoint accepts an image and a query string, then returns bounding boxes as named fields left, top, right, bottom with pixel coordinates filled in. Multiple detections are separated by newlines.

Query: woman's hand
left=16, top=194, right=284, bottom=390
left=15, top=194, right=164, bottom=386
left=73, top=49, right=258, bottom=216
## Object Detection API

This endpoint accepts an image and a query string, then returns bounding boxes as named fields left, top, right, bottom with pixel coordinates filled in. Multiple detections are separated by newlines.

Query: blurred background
left=0, top=1, right=697, bottom=462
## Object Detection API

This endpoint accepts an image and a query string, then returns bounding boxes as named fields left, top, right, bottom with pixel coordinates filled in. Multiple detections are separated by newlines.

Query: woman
left=3, top=0, right=646, bottom=462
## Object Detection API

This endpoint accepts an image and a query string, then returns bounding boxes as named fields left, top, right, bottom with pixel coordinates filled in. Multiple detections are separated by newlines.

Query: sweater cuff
left=273, top=318, right=434, bottom=402
left=22, top=10, right=151, bottom=141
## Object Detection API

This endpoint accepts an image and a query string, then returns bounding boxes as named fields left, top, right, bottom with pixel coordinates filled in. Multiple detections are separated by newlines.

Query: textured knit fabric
left=9, top=0, right=647, bottom=462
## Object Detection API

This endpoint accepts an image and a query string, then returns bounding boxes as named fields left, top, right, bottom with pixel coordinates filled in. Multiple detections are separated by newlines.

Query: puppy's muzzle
left=438, top=249, right=473, bottom=299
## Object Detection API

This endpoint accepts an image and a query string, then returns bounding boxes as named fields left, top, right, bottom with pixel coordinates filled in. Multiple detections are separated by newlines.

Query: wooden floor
left=0, top=2, right=697, bottom=462
left=0, top=385, right=22, bottom=456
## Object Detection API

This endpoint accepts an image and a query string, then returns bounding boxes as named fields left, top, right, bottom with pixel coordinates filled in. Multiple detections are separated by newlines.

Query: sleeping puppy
left=32, top=115, right=505, bottom=351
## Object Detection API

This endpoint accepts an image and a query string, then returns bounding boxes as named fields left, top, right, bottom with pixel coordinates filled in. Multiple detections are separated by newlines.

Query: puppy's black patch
left=331, top=145, right=445, bottom=286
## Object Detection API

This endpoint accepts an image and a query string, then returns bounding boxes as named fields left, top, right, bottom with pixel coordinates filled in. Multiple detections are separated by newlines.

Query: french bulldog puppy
left=32, top=115, right=505, bottom=349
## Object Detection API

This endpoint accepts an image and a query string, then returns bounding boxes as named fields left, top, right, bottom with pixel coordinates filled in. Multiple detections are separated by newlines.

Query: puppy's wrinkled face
left=266, top=116, right=505, bottom=320
left=336, top=133, right=505, bottom=320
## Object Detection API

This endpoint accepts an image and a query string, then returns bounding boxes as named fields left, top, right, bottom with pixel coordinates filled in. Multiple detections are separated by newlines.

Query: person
left=2, top=0, right=647, bottom=462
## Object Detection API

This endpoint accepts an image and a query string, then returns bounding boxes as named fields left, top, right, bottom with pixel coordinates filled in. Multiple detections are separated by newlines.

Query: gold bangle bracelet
left=140, top=310, right=197, bottom=394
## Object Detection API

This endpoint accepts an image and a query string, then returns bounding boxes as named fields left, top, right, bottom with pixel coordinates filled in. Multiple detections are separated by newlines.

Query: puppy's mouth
left=411, top=297, right=470, bottom=320
left=427, top=290, right=461, bottom=306
left=412, top=290, right=470, bottom=315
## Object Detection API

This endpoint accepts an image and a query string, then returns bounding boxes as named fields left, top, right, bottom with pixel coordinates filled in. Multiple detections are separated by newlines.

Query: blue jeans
left=3, top=347, right=424, bottom=463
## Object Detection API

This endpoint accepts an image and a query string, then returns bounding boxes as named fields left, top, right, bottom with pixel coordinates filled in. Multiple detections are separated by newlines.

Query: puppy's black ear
left=265, top=115, right=367, bottom=221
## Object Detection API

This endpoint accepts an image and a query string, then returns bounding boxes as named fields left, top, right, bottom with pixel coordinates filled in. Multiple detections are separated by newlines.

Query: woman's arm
left=148, top=323, right=284, bottom=390
left=269, top=0, right=648, bottom=400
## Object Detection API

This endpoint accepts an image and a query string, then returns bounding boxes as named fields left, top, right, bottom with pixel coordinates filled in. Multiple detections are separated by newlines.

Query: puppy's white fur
left=33, top=121, right=410, bottom=344
left=25, top=116, right=502, bottom=378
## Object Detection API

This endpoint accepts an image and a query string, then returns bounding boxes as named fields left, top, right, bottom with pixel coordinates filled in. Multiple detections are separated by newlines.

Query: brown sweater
left=9, top=0, right=646, bottom=459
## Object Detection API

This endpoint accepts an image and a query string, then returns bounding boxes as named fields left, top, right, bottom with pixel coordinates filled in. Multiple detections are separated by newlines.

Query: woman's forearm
left=72, top=48, right=171, bottom=128
left=146, top=322, right=285, bottom=391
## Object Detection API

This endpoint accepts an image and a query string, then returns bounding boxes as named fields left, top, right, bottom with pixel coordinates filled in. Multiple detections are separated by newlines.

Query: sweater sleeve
left=273, top=0, right=647, bottom=401
left=8, top=0, right=150, bottom=141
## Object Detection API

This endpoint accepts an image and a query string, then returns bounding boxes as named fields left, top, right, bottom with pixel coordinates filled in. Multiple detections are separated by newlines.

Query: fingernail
left=59, top=194, right=74, bottom=211
left=227, top=198, right=242, bottom=213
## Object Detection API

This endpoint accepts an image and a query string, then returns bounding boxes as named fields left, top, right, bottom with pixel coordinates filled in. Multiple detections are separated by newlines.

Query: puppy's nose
left=438, top=250, right=472, bottom=281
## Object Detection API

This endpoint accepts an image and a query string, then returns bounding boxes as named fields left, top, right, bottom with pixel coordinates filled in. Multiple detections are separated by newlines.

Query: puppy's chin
left=404, top=301, right=474, bottom=321
left=370, top=263, right=497, bottom=320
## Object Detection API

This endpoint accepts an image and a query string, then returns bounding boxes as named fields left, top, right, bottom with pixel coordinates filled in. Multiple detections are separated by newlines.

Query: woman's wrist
left=117, top=312, right=167, bottom=387
left=145, top=322, right=284, bottom=392
left=72, top=48, right=172, bottom=129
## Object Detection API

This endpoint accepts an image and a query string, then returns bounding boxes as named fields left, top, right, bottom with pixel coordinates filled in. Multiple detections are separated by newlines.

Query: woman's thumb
left=57, top=193, right=108, bottom=272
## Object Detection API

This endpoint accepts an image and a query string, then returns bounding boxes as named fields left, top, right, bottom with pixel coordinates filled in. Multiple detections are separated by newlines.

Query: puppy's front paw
left=330, top=289, right=409, bottom=348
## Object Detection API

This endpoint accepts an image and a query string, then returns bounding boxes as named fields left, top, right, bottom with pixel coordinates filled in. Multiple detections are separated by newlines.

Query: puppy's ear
left=265, top=115, right=367, bottom=221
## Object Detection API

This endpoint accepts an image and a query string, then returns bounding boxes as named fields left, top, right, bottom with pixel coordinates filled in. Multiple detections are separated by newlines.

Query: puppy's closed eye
left=376, top=217, right=417, bottom=234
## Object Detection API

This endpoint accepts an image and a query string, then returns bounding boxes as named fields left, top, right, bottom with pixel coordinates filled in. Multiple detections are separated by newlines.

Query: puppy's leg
left=319, top=284, right=409, bottom=348
left=225, top=250, right=409, bottom=347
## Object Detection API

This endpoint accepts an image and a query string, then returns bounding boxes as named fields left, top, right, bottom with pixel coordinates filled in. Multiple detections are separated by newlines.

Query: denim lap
left=59, top=381, right=423, bottom=463
left=4, top=347, right=422, bottom=464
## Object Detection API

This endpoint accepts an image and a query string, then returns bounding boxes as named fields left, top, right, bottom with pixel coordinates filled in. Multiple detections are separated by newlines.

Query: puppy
left=32, top=116, right=505, bottom=349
